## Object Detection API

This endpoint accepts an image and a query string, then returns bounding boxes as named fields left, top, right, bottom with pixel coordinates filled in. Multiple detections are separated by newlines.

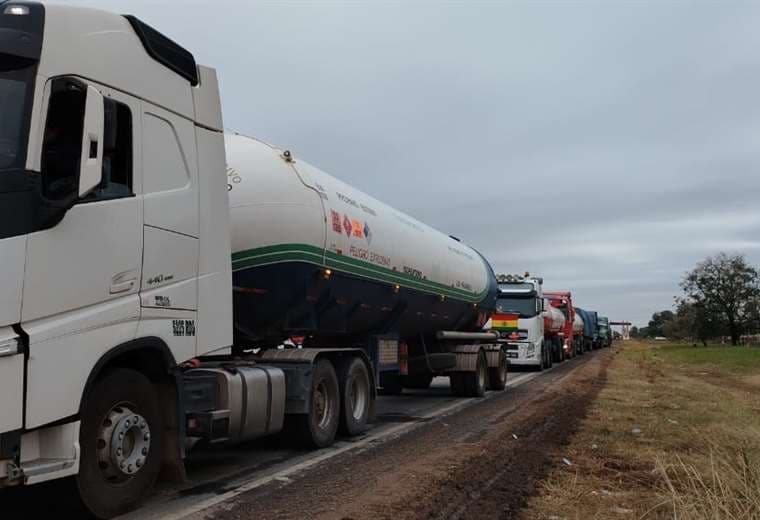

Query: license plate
left=507, top=352, right=518, bottom=359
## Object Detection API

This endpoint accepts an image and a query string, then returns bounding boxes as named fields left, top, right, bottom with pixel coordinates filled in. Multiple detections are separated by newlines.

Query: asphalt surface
left=1, top=354, right=596, bottom=519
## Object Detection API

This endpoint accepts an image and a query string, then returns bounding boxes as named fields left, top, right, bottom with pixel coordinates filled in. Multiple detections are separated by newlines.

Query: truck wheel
left=378, top=372, right=404, bottom=395
left=450, top=373, right=466, bottom=396
left=339, top=358, right=372, bottom=436
left=289, top=359, right=340, bottom=448
left=403, top=374, right=434, bottom=389
left=77, top=368, right=163, bottom=519
left=488, top=350, right=508, bottom=391
left=538, top=342, right=546, bottom=371
left=547, top=344, right=554, bottom=368
left=462, top=350, right=488, bottom=397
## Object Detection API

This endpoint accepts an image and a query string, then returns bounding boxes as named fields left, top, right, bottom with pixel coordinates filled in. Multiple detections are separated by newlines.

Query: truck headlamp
left=0, top=337, right=20, bottom=357
left=3, top=5, right=30, bottom=15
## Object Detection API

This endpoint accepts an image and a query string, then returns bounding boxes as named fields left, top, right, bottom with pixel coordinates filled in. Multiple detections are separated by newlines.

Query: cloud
left=58, top=0, right=760, bottom=326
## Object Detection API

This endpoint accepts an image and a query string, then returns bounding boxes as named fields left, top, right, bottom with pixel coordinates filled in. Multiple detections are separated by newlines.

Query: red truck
left=543, top=291, right=580, bottom=358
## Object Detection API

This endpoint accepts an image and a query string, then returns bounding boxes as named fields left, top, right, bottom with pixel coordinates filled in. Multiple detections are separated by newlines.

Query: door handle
left=111, top=271, right=137, bottom=294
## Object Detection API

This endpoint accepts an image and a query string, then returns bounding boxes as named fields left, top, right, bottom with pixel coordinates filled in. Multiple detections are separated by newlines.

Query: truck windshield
left=495, top=296, right=538, bottom=318
left=0, top=65, right=34, bottom=171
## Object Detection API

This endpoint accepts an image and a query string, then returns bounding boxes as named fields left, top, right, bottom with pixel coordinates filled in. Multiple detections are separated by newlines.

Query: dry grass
left=521, top=341, right=760, bottom=520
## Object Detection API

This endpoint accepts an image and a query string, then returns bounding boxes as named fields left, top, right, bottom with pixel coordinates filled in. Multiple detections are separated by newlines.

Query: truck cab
left=0, top=3, right=232, bottom=516
left=489, top=274, right=551, bottom=370
left=597, top=316, right=612, bottom=348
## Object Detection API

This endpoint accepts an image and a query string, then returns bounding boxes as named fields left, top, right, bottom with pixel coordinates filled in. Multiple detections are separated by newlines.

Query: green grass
left=646, top=341, right=760, bottom=373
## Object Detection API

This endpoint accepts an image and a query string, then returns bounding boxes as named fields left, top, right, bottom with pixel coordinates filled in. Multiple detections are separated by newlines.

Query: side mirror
left=78, top=85, right=104, bottom=197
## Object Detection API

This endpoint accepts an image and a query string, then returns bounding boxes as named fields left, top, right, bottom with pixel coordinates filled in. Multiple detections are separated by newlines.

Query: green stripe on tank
left=231, top=243, right=489, bottom=303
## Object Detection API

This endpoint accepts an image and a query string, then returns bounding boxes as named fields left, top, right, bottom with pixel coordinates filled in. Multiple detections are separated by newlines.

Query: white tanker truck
left=0, top=3, right=508, bottom=517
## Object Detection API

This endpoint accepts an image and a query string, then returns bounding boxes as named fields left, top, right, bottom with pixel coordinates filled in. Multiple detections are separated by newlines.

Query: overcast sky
left=59, top=0, right=760, bottom=327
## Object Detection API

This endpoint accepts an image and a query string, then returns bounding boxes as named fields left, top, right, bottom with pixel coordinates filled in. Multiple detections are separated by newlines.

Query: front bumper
left=504, top=341, right=541, bottom=366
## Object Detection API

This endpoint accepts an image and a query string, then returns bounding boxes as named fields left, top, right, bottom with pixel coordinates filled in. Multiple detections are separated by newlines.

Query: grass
left=653, top=342, right=760, bottom=373
left=522, top=340, right=760, bottom=520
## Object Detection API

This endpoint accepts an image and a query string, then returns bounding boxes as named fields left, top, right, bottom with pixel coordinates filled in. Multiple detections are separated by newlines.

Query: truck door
left=137, top=102, right=199, bottom=360
left=22, top=78, right=143, bottom=428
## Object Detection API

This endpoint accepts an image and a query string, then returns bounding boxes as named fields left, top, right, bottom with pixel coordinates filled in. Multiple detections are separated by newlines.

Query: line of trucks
left=0, top=3, right=612, bottom=517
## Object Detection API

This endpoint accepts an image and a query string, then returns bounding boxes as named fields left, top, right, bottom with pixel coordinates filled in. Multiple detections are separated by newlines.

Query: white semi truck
left=489, top=274, right=565, bottom=370
left=0, top=3, right=508, bottom=517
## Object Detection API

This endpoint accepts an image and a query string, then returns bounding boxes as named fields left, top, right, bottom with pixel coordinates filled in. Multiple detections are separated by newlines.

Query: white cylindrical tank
left=224, top=134, right=498, bottom=344
left=543, top=304, right=565, bottom=334
left=573, top=313, right=584, bottom=335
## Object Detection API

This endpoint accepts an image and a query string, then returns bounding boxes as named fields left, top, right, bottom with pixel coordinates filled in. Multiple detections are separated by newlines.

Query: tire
left=536, top=342, right=545, bottom=371
left=338, top=358, right=372, bottom=436
left=378, top=372, right=404, bottom=395
left=285, top=359, right=340, bottom=448
left=488, top=350, right=508, bottom=391
left=403, top=374, right=434, bottom=390
left=450, top=373, right=466, bottom=396
left=461, top=350, right=488, bottom=397
left=77, top=368, right=163, bottom=519
left=547, top=343, right=554, bottom=368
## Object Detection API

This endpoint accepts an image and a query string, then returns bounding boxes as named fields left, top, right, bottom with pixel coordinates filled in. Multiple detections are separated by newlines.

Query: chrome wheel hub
left=97, top=405, right=151, bottom=481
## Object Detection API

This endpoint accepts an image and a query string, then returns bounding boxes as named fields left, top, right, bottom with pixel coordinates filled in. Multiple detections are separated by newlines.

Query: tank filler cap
left=281, top=150, right=294, bottom=163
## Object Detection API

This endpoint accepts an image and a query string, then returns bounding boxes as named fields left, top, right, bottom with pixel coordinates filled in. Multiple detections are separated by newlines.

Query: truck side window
left=84, top=98, right=133, bottom=201
left=41, top=78, right=86, bottom=201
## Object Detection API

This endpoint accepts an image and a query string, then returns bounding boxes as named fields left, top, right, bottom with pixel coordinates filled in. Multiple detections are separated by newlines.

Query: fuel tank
left=573, top=313, right=584, bottom=335
left=542, top=304, right=565, bottom=335
left=225, top=134, right=498, bottom=345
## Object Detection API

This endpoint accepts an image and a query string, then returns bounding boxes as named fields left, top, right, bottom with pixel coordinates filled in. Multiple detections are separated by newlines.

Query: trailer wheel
left=287, top=359, right=340, bottom=448
left=461, top=350, right=488, bottom=397
left=339, top=357, right=372, bottom=436
left=77, top=368, right=163, bottom=519
left=449, top=373, right=466, bottom=396
left=403, top=374, right=434, bottom=390
left=488, top=350, right=508, bottom=391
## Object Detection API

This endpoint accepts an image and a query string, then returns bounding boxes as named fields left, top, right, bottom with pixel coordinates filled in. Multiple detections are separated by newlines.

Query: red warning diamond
left=343, top=215, right=352, bottom=236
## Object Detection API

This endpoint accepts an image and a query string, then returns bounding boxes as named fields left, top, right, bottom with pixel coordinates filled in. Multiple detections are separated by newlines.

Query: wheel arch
left=78, top=336, right=177, bottom=415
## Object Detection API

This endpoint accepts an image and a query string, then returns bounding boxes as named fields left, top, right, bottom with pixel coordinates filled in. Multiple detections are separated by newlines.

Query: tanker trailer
left=226, top=133, right=503, bottom=398
left=573, top=311, right=585, bottom=355
left=0, top=6, right=509, bottom=515
left=575, top=307, right=598, bottom=352
left=544, top=291, right=578, bottom=358
left=543, top=300, right=566, bottom=363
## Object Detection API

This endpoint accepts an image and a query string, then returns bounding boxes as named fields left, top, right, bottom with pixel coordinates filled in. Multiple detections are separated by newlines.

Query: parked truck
left=489, top=274, right=563, bottom=370
left=575, top=308, right=600, bottom=351
left=543, top=291, right=579, bottom=358
left=0, top=3, right=510, bottom=517
left=597, top=316, right=612, bottom=348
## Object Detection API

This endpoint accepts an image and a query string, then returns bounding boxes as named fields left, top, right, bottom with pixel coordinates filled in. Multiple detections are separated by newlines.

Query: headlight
left=0, top=337, right=20, bottom=357
left=3, top=5, right=30, bottom=15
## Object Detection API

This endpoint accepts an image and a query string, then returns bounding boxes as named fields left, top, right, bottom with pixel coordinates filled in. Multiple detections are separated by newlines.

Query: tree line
left=631, top=253, right=760, bottom=346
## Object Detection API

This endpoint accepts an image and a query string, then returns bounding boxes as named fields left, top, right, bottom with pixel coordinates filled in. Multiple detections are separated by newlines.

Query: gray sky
left=60, top=0, right=760, bottom=327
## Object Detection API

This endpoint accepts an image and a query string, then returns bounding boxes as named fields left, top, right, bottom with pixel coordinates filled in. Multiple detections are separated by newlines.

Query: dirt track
left=196, top=350, right=612, bottom=520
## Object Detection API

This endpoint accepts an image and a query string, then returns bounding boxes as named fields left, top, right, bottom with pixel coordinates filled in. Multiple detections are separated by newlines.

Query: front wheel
left=77, top=368, right=163, bottom=519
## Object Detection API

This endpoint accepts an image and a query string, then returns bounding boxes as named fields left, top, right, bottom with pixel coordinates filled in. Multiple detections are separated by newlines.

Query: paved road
left=0, top=363, right=565, bottom=519
left=124, top=369, right=546, bottom=520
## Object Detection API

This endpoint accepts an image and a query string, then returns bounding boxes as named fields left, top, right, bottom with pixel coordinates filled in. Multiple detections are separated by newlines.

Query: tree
left=664, top=300, right=723, bottom=346
left=647, top=310, right=675, bottom=337
left=681, top=253, right=760, bottom=346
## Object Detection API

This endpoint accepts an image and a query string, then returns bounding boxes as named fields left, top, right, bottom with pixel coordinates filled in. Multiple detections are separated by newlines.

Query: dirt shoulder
left=195, top=351, right=613, bottom=520
left=521, top=341, right=760, bottom=520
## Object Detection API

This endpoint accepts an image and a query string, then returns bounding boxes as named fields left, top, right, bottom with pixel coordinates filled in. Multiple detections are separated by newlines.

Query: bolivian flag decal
left=491, top=312, right=519, bottom=332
